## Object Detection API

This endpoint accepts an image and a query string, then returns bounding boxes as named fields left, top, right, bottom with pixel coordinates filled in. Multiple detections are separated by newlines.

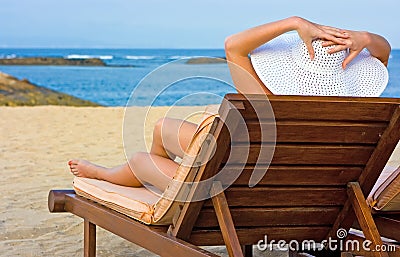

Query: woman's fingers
left=305, top=40, right=315, bottom=60
left=319, top=25, right=349, bottom=38
left=320, top=32, right=346, bottom=46
left=327, top=44, right=349, bottom=54
left=319, top=25, right=341, bottom=32
left=321, top=40, right=336, bottom=47
left=342, top=50, right=360, bottom=69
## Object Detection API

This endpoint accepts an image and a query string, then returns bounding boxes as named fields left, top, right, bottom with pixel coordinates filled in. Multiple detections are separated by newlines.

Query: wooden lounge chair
left=48, top=94, right=400, bottom=257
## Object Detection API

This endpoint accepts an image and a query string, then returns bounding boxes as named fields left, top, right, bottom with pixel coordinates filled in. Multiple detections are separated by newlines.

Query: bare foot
left=68, top=159, right=108, bottom=179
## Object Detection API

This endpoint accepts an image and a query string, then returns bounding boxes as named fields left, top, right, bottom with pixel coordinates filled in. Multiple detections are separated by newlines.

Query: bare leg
left=150, top=117, right=198, bottom=159
left=69, top=153, right=178, bottom=190
left=128, top=152, right=179, bottom=191
left=69, top=159, right=142, bottom=187
left=68, top=118, right=197, bottom=189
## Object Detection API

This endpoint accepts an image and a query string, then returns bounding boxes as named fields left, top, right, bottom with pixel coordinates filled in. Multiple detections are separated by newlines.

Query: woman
left=224, top=16, right=390, bottom=95
left=69, top=16, right=391, bottom=191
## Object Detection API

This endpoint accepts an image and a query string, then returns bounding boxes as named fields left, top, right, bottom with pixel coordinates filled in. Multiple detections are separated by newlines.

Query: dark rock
left=185, top=57, right=226, bottom=64
left=0, top=72, right=100, bottom=106
left=0, top=57, right=106, bottom=66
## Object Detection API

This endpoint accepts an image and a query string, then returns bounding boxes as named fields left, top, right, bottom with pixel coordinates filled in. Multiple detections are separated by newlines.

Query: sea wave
left=66, top=54, right=113, bottom=60
left=0, top=54, right=17, bottom=59
left=124, top=55, right=204, bottom=61
left=125, top=55, right=157, bottom=60
left=169, top=55, right=194, bottom=59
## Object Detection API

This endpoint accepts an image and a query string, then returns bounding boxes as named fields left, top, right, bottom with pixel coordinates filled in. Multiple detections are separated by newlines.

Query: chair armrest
left=48, top=189, right=75, bottom=212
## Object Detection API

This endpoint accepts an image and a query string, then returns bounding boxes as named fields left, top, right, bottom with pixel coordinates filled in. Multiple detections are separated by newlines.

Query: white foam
left=8, top=54, right=16, bottom=59
left=125, top=55, right=156, bottom=60
left=1, top=54, right=17, bottom=59
left=169, top=55, right=193, bottom=59
left=66, top=54, right=113, bottom=60
left=98, top=55, right=113, bottom=60
left=66, top=54, right=91, bottom=59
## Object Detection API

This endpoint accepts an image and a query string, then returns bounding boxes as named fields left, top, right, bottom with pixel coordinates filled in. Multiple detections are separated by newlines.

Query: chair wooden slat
left=226, top=144, right=375, bottom=165
left=195, top=207, right=341, bottom=227
left=203, top=187, right=347, bottom=207
left=216, top=165, right=362, bottom=186
left=189, top=226, right=331, bottom=246
left=372, top=216, right=400, bottom=241
left=226, top=94, right=400, bottom=122
left=233, top=120, right=386, bottom=144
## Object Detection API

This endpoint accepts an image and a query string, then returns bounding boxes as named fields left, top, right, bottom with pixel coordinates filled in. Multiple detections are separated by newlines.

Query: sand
left=1, top=106, right=398, bottom=257
left=0, top=106, right=283, bottom=257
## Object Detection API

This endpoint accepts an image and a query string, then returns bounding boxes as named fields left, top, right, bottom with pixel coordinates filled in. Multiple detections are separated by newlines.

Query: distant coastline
left=0, top=56, right=227, bottom=66
left=185, top=57, right=226, bottom=64
left=0, top=57, right=106, bottom=66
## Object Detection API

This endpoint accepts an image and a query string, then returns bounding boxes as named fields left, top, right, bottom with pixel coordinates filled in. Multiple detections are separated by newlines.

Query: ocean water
left=0, top=48, right=399, bottom=106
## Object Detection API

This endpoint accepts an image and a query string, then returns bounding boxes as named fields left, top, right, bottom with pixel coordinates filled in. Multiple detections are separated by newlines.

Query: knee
left=153, top=117, right=170, bottom=139
left=129, top=152, right=148, bottom=166
left=153, top=117, right=164, bottom=136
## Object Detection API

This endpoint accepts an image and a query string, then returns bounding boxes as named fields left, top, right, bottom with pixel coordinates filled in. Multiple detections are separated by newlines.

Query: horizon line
left=0, top=46, right=226, bottom=50
left=1, top=46, right=399, bottom=51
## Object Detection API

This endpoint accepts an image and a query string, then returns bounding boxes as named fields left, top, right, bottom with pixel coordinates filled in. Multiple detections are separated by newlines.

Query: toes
left=68, top=159, right=80, bottom=166
left=69, top=165, right=79, bottom=176
left=67, top=159, right=97, bottom=178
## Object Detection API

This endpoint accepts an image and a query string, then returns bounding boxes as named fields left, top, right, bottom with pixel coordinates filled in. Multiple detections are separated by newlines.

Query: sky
left=1, top=0, right=399, bottom=49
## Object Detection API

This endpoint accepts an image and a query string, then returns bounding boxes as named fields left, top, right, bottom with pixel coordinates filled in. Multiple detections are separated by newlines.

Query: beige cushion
left=367, top=165, right=400, bottom=211
left=73, top=177, right=160, bottom=224
left=73, top=105, right=219, bottom=225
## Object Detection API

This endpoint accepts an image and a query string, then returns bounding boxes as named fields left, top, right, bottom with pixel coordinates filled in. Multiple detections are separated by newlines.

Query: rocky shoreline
left=0, top=56, right=227, bottom=66
left=0, top=57, right=106, bottom=66
left=0, top=72, right=99, bottom=106
left=185, top=57, right=226, bottom=64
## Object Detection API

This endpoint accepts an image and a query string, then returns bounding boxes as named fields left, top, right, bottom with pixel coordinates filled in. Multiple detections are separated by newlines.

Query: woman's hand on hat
left=322, top=30, right=368, bottom=69
left=294, top=17, right=347, bottom=60
left=317, top=24, right=349, bottom=40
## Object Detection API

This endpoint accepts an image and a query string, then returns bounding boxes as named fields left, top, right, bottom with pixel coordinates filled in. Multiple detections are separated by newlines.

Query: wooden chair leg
left=341, top=252, right=354, bottom=257
left=211, top=181, right=244, bottom=257
left=288, top=251, right=298, bottom=257
left=84, top=219, right=96, bottom=257
left=347, top=182, right=388, bottom=257
left=242, top=245, right=253, bottom=257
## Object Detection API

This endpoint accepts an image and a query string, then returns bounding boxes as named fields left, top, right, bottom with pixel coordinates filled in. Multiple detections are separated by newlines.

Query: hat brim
left=250, top=33, right=389, bottom=96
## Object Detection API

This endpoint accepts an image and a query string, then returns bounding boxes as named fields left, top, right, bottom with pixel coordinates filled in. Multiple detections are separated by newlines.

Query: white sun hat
left=250, top=33, right=389, bottom=96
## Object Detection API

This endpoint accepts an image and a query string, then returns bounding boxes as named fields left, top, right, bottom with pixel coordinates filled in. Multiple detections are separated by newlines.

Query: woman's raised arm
left=225, top=16, right=347, bottom=94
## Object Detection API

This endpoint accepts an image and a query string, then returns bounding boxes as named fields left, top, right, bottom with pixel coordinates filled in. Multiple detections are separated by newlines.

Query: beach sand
left=1, top=106, right=398, bottom=257
left=0, top=106, right=287, bottom=257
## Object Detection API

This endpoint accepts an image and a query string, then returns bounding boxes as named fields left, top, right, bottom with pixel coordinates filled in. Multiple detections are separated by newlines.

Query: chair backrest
left=171, top=94, right=400, bottom=246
